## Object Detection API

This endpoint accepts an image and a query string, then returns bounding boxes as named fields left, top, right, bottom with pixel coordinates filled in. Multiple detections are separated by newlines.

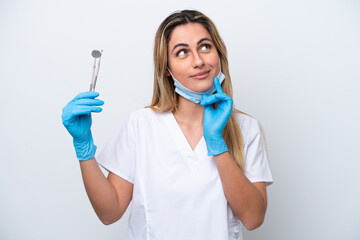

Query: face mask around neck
left=167, top=69, right=225, bottom=104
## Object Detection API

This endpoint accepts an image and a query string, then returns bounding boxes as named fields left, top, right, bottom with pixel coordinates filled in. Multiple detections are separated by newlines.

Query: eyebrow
left=171, top=38, right=213, bottom=53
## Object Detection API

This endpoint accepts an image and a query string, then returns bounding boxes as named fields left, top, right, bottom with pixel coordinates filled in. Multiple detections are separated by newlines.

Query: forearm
left=79, top=158, right=121, bottom=225
left=214, top=152, right=266, bottom=230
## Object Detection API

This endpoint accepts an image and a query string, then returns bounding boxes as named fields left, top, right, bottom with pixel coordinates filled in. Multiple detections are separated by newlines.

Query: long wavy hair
left=146, top=9, right=247, bottom=171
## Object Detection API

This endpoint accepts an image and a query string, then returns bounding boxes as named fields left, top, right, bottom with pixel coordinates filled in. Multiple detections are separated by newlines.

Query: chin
left=188, top=78, right=214, bottom=92
left=196, top=85, right=213, bottom=93
left=201, top=80, right=214, bottom=92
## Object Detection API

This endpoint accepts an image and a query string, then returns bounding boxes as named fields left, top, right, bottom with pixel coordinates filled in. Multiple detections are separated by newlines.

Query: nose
left=192, top=52, right=205, bottom=69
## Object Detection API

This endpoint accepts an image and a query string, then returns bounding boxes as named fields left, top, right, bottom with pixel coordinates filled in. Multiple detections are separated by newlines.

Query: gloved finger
left=214, top=93, right=232, bottom=102
left=213, top=77, right=224, bottom=94
left=70, top=105, right=103, bottom=117
left=200, top=94, right=217, bottom=106
left=72, top=98, right=104, bottom=106
left=72, top=91, right=100, bottom=101
left=201, top=93, right=224, bottom=106
left=201, top=94, right=208, bottom=101
left=201, top=93, right=231, bottom=106
left=214, top=94, right=233, bottom=109
left=204, top=103, right=214, bottom=111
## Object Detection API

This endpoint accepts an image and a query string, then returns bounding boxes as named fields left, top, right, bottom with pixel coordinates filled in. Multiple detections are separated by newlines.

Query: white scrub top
left=96, top=108, right=273, bottom=240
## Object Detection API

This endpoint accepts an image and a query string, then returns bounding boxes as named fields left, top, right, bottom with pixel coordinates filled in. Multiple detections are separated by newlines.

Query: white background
left=1, top=0, right=359, bottom=239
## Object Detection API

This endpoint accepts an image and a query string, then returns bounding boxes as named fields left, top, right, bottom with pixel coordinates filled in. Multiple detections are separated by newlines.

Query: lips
left=191, top=70, right=210, bottom=79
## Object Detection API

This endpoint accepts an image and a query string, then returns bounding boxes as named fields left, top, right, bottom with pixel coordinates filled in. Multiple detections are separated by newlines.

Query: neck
left=172, top=95, right=204, bottom=127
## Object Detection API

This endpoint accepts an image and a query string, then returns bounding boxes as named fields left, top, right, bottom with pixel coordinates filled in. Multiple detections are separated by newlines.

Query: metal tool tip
left=91, top=50, right=102, bottom=58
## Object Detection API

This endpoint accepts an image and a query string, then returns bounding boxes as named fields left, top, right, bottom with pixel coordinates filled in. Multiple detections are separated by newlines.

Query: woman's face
left=167, top=23, right=220, bottom=92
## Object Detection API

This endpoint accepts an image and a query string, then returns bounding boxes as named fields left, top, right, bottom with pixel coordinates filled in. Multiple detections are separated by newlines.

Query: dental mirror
left=91, top=50, right=102, bottom=58
left=89, top=50, right=103, bottom=91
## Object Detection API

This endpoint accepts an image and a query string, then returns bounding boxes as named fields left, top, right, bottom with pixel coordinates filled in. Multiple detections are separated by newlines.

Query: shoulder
left=129, top=107, right=168, bottom=118
left=234, top=111, right=264, bottom=144
left=126, top=107, right=169, bottom=124
left=234, top=112, right=261, bottom=133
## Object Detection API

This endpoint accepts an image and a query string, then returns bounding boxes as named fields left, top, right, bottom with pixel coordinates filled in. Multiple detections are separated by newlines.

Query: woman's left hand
left=201, top=77, right=233, bottom=156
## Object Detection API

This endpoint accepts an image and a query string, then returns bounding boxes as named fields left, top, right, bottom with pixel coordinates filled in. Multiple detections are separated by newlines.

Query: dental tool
left=89, top=50, right=103, bottom=91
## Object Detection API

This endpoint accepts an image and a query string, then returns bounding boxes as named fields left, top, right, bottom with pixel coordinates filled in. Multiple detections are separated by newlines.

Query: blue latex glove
left=201, top=77, right=233, bottom=156
left=62, top=92, right=104, bottom=161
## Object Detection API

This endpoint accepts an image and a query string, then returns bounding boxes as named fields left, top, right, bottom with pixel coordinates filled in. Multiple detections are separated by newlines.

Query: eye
left=200, top=44, right=211, bottom=51
left=176, top=49, right=187, bottom=57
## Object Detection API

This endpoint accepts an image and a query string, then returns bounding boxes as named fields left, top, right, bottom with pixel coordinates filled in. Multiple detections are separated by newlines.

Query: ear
left=166, top=67, right=171, bottom=77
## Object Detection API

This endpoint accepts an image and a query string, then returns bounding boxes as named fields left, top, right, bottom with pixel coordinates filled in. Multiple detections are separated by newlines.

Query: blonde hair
left=146, top=10, right=247, bottom=171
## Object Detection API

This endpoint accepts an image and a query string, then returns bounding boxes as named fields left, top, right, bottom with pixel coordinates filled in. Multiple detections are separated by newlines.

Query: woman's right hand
left=62, top=91, right=104, bottom=160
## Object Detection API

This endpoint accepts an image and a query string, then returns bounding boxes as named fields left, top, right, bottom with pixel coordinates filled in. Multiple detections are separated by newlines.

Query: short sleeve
left=96, top=114, right=136, bottom=184
left=242, top=118, right=273, bottom=186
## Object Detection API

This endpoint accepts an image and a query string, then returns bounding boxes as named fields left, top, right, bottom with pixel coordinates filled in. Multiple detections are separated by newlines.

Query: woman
left=62, top=9, right=273, bottom=240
